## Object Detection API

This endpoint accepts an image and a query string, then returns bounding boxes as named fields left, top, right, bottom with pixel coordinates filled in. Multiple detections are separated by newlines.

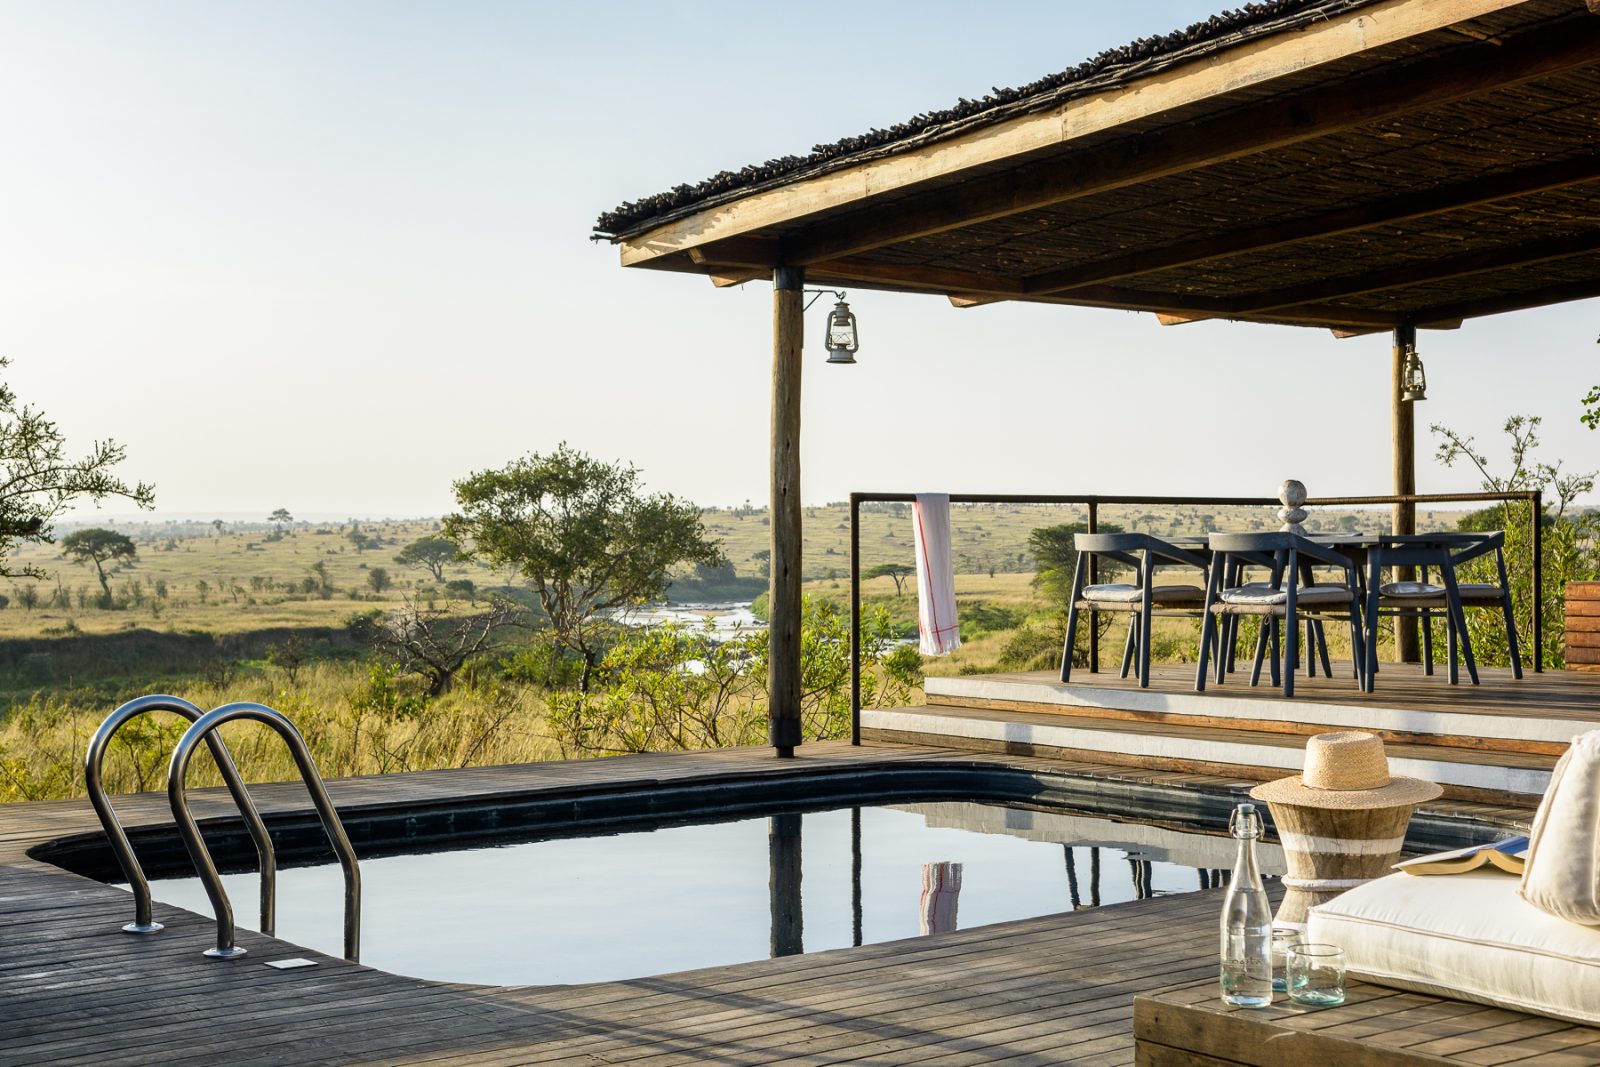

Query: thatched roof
left=596, top=0, right=1380, bottom=240
left=603, top=0, right=1600, bottom=333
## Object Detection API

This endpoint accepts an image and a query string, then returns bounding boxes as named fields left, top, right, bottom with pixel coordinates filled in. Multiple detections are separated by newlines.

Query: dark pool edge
left=30, top=755, right=1524, bottom=882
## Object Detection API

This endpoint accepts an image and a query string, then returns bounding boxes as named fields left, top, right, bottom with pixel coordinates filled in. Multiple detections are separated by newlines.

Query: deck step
left=924, top=666, right=1600, bottom=757
left=862, top=703, right=1556, bottom=806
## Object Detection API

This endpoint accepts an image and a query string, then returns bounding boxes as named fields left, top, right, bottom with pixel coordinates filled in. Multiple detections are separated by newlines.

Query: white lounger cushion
left=1219, top=582, right=1351, bottom=606
left=1308, top=870, right=1600, bottom=1025
left=1080, top=583, right=1205, bottom=604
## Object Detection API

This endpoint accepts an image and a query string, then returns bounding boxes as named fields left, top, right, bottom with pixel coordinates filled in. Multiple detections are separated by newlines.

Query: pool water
left=129, top=801, right=1284, bottom=985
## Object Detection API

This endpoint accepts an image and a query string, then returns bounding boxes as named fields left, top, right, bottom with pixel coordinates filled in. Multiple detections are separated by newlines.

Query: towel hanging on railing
left=913, top=493, right=961, bottom=656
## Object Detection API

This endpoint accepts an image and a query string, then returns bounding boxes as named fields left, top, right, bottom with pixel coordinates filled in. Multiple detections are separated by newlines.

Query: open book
left=1394, top=836, right=1529, bottom=876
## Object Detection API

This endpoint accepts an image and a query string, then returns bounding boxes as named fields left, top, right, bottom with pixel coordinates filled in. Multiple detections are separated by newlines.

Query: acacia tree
left=443, top=445, right=724, bottom=691
left=371, top=594, right=528, bottom=695
left=60, top=528, right=137, bottom=597
left=394, top=535, right=459, bottom=580
left=0, top=358, right=153, bottom=579
left=865, top=561, right=914, bottom=596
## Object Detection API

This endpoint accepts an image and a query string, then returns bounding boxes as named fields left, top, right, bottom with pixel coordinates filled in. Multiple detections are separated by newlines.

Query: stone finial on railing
left=1279, top=479, right=1308, bottom=534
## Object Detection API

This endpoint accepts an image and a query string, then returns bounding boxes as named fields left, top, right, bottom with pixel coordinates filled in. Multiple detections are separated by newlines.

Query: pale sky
left=2, top=1, right=1595, bottom=521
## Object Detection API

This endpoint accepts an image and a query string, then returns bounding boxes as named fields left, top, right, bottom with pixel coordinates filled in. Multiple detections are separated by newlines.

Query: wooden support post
left=1392, top=323, right=1419, bottom=663
left=770, top=267, right=805, bottom=756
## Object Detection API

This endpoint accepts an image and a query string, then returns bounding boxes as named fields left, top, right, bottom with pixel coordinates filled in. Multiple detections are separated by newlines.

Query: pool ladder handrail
left=168, top=701, right=361, bottom=961
left=86, top=695, right=277, bottom=935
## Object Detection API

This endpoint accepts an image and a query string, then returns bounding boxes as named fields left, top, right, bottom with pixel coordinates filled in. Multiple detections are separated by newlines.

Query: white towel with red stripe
left=913, top=493, right=961, bottom=655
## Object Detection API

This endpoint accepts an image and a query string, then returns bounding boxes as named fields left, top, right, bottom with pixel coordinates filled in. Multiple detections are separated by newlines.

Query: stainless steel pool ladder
left=86, top=695, right=277, bottom=935
left=168, top=702, right=361, bottom=961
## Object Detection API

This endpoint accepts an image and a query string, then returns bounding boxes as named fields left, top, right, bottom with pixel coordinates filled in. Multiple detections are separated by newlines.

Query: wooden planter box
left=1567, top=581, right=1600, bottom=672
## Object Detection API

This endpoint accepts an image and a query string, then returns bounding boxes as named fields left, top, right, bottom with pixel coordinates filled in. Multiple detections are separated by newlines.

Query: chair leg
left=1284, top=608, right=1298, bottom=699
left=1349, top=617, right=1362, bottom=681
left=1315, top=620, right=1333, bottom=678
left=1225, top=615, right=1239, bottom=675
left=1120, top=617, right=1138, bottom=679
left=1446, top=613, right=1458, bottom=685
left=1268, top=618, right=1282, bottom=688
left=1502, top=593, right=1524, bottom=680
left=1421, top=610, right=1434, bottom=676
left=1138, top=598, right=1154, bottom=689
left=1060, top=602, right=1079, bottom=683
left=1441, top=570, right=1479, bottom=685
left=1196, top=609, right=1217, bottom=693
left=1249, top=620, right=1269, bottom=687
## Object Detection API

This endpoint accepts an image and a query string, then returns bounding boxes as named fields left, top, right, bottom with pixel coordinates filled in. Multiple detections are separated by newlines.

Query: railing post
left=1532, top=489, right=1544, bottom=673
left=849, top=493, right=861, bottom=745
left=1087, top=499, right=1100, bottom=673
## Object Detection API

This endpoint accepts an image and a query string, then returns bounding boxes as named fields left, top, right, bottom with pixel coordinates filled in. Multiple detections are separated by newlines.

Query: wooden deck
left=863, top=665, right=1600, bottom=807
left=0, top=741, right=1581, bottom=1065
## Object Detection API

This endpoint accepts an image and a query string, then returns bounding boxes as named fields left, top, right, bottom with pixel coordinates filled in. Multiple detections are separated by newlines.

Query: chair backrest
left=1074, top=532, right=1208, bottom=570
left=1207, top=531, right=1351, bottom=571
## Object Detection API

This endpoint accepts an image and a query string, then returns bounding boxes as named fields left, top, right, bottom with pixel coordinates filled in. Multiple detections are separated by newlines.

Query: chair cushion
left=1308, top=870, right=1600, bottom=1025
left=1379, top=581, right=1445, bottom=598
left=1521, top=731, right=1600, bottom=926
left=1218, top=582, right=1351, bottom=606
left=1380, top=581, right=1505, bottom=603
left=1080, top=583, right=1205, bottom=604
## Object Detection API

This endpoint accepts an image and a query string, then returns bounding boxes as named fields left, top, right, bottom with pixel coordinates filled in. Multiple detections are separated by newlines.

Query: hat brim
left=1249, top=775, right=1443, bottom=810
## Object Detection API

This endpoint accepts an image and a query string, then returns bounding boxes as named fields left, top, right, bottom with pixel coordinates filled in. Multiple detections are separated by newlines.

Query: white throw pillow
left=1520, top=730, right=1600, bottom=925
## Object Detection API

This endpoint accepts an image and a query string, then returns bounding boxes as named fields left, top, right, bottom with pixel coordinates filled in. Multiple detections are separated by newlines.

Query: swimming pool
left=41, top=761, right=1496, bottom=987
left=124, top=799, right=1281, bottom=985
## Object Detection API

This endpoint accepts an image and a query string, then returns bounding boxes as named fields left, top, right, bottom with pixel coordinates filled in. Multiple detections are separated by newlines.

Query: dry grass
left=0, top=661, right=559, bottom=804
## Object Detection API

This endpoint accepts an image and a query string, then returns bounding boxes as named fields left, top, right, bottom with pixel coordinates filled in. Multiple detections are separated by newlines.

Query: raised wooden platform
left=0, top=742, right=1574, bottom=1065
left=1135, top=978, right=1600, bottom=1066
left=861, top=665, right=1600, bottom=806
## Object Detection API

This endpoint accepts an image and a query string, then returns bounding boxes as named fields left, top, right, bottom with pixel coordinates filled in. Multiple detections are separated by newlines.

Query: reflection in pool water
left=128, top=802, right=1284, bottom=985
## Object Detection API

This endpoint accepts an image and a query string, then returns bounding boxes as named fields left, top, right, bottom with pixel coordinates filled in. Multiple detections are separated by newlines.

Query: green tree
left=0, top=358, right=153, bottom=580
left=367, top=566, right=392, bottom=595
left=865, top=561, right=914, bottom=596
left=1028, top=521, right=1124, bottom=604
left=394, top=535, right=460, bottom=581
left=59, top=528, right=137, bottom=597
left=348, top=530, right=373, bottom=553
left=268, top=508, right=293, bottom=533
left=1434, top=415, right=1599, bottom=669
left=443, top=445, right=724, bottom=691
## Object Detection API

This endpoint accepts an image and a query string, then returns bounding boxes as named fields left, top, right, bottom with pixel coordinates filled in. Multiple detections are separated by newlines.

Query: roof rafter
left=1024, top=152, right=1600, bottom=296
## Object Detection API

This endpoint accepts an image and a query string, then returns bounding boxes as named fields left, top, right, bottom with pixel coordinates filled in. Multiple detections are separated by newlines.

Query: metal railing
left=847, top=490, right=1545, bottom=744
left=85, top=695, right=277, bottom=935
left=168, top=702, right=361, bottom=961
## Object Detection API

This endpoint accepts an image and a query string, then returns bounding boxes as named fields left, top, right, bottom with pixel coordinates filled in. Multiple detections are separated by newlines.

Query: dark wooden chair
left=1367, top=530, right=1521, bottom=689
left=1196, top=532, right=1366, bottom=698
left=1059, top=533, right=1210, bottom=688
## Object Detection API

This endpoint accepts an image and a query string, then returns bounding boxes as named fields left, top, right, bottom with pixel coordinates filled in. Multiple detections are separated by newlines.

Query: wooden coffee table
left=1134, top=977, right=1600, bottom=1065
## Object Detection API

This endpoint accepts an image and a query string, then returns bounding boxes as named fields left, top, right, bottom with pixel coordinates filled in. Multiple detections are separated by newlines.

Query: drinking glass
left=1270, top=927, right=1303, bottom=993
left=1287, top=943, right=1345, bottom=1006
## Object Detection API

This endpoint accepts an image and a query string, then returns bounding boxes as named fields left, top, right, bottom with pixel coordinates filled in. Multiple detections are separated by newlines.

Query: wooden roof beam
left=1231, top=230, right=1600, bottom=313
left=1415, top=276, right=1600, bottom=326
left=1025, top=152, right=1600, bottom=296
left=617, top=0, right=1530, bottom=266
left=769, top=19, right=1600, bottom=268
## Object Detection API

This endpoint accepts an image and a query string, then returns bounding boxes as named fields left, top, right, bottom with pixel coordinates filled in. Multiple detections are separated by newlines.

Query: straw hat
left=1250, top=731, right=1442, bottom=809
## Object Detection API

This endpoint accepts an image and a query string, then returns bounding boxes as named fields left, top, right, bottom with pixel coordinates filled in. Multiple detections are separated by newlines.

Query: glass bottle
left=1219, top=802, right=1274, bottom=1007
